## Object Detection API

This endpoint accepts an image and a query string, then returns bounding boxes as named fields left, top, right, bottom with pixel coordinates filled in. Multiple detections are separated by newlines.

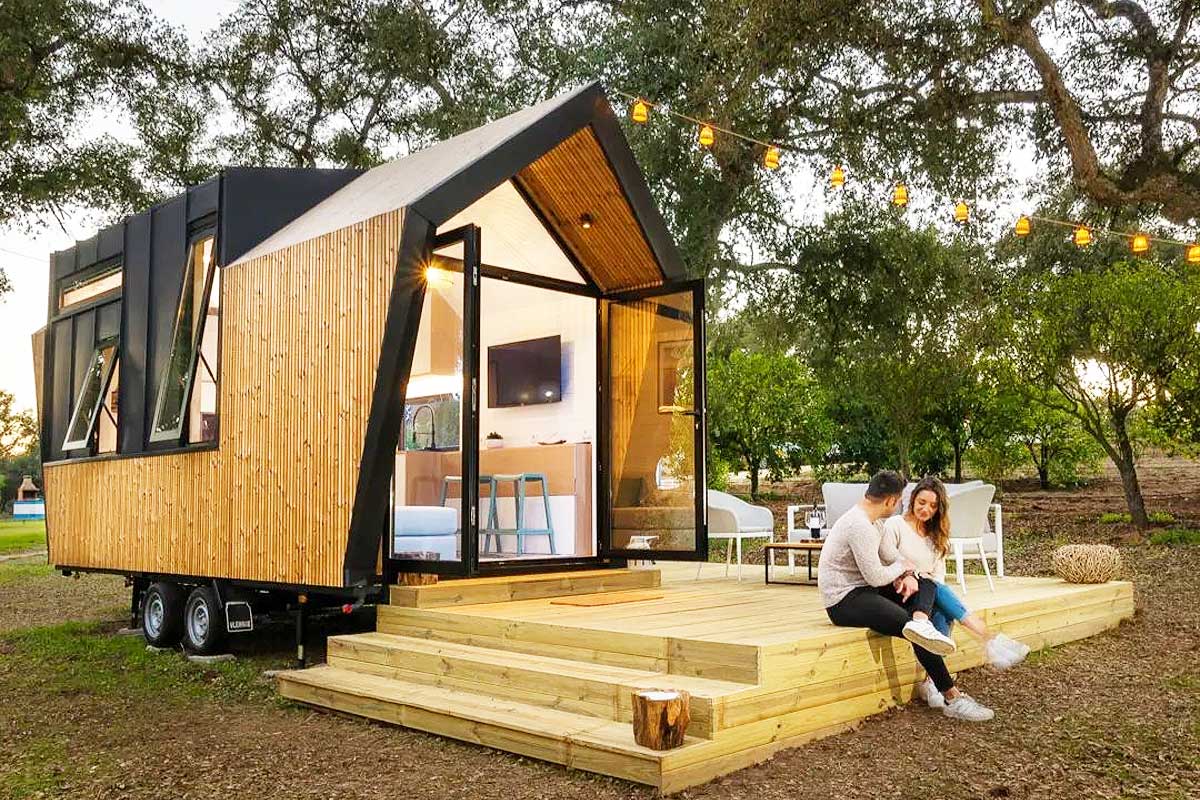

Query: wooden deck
left=277, top=563, right=1135, bottom=792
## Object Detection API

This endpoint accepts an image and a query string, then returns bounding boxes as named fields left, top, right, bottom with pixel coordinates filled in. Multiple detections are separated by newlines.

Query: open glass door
left=600, top=280, right=707, bottom=561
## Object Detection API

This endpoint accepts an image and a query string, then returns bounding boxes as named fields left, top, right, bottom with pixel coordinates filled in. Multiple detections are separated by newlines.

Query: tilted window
left=149, top=234, right=220, bottom=444
left=60, top=265, right=122, bottom=310
left=63, top=339, right=119, bottom=452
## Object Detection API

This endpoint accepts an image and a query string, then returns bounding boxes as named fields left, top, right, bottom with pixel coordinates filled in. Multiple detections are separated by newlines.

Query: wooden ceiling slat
left=516, top=128, right=665, bottom=293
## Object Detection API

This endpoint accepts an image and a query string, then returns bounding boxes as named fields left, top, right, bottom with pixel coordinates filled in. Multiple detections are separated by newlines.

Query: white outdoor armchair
left=703, top=490, right=774, bottom=580
left=945, top=483, right=1005, bottom=592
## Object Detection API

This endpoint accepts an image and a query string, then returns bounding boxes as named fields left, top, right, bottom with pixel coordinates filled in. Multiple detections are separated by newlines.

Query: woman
left=880, top=476, right=1031, bottom=707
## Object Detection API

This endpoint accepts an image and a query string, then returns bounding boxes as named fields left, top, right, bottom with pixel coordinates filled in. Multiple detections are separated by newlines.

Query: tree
left=1005, top=258, right=1200, bottom=527
left=0, top=0, right=173, bottom=227
left=707, top=350, right=832, bottom=498
left=0, top=391, right=36, bottom=460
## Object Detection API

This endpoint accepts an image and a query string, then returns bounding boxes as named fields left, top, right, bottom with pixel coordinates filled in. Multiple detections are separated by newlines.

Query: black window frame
left=61, top=336, right=120, bottom=454
left=148, top=229, right=220, bottom=446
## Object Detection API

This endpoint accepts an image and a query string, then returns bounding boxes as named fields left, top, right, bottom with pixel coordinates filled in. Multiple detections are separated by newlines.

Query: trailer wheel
left=183, top=586, right=227, bottom=655
left=142, top=582, right=185, bottom=647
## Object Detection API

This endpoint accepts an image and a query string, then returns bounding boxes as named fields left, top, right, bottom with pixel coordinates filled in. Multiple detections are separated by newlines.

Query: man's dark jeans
left=826, top=577, right=955, bottom=693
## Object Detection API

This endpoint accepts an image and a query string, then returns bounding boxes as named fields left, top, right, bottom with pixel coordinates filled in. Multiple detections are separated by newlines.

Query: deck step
left=326, top=632, right=753, bottom=738
left=389, top=568, right=661, bottom=608
left=277, top=665, right=693, bottom=787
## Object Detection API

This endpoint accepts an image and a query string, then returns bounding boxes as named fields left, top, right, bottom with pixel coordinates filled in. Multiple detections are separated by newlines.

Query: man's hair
left=864, top=469, right=906, bottom=500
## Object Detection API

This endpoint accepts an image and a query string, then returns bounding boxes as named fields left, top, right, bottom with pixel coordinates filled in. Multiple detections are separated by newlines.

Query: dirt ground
left=0, top=457, right=1197, bottom=799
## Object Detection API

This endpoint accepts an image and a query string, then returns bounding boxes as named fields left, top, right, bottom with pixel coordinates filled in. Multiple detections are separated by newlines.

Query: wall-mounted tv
left=487, top=335, right=562, bottom=408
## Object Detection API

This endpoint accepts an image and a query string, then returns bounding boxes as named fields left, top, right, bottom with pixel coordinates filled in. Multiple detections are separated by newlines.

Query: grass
left=0, top=562, right=53, bottom=585
left=0, top=519, right=47, bottom=555
left=1148, top=527, right=1200, bottom=547
left=1098, top=510, right=1176, bottom=524
left=0, top=620, right=283, bottom=706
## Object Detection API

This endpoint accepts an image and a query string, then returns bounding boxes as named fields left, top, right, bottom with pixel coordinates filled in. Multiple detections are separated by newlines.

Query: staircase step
left=327, top=632, right=753, bottom=738
left=277, top=665, right=694, bottom=787
left=389, top=568, right=661, bottom=608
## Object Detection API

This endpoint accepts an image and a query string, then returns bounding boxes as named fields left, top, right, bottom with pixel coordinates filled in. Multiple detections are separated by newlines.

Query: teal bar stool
left=492, top=473, right=556, bottom=555
left=441, top=475, right=501, bottom=553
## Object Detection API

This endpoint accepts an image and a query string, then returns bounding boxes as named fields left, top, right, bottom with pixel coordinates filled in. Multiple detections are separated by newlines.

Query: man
left=817, top=469, right=994, bottom=722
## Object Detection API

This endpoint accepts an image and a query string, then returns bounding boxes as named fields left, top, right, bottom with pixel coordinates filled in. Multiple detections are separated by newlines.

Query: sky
left=0, top=1, right=1041, bottom=418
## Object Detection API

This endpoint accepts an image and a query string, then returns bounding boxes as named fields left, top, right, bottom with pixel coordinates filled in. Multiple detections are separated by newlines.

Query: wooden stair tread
left=334, top=631, right=754, bottom=697
left=278, top=665, right=706, bottom=760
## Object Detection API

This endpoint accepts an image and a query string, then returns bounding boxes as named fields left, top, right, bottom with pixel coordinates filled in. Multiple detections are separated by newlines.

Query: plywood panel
left=517, top=127, right=664, bottom=293
left=44, top=209, right=405, bottom=588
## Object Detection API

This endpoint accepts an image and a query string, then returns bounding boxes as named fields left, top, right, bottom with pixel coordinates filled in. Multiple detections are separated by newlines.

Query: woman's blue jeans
left=930, top=581, right=970, bottom=636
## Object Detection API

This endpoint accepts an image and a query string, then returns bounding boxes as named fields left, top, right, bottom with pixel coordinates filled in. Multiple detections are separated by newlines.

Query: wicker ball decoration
left=1052, top=544, right=1123, bottom=584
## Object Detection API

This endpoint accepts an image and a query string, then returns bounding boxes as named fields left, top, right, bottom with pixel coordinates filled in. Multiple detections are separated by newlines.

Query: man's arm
left=847, top=523, right=908, bottom=587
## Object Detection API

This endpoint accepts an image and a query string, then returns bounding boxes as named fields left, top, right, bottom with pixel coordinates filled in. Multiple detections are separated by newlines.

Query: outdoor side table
left=764, top=541, right=825, bottom=585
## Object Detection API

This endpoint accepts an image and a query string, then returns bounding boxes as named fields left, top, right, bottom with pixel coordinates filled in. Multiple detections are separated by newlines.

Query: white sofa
left=703, top=489, right=774, bottom=580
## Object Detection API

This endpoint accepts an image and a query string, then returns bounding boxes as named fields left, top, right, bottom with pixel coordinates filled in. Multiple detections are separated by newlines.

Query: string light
left=698, top=124, right=715, bottom=148
left=1015, top=215, right=1032, bottom=236
left=630, top=98, right=650, bottom=125
left=954, top=201, right=969, bottom=224
left=763, top=145, right=781, bottom=170
left=1073, top=225, right=1093, bottom=247
left=1130, top=232, right=1150, bottom=254
left=831, top=165, right=846, bottom=189
left=1188, top=244, right=1200, bottom=264
left=892, top=183, right=909, bottom=208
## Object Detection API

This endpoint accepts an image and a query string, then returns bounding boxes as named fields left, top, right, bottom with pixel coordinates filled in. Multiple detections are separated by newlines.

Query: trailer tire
left=183, top=586, right=227, bottom=655
left=142, top=582, right=185, bottom=647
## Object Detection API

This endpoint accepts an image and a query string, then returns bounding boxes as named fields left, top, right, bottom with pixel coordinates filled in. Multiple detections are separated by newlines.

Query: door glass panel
left=391, top=265, right=465, bottom=565
left=608, top=290, right=699, bottom=553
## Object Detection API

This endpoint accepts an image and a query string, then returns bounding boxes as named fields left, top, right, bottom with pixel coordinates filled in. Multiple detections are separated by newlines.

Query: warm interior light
left=1015, top=215, right=1031, bottom=237
left=1073, top=225, right=1092, bottom=247
left=424, top=265, right=451, bottom=286
left=763, top=145, right=781, bottom=170
left=954, top=201, right=969, bottom=224
left=579, top=213, right=595, bottom=229
left=892, top=183, right=909, bottom=208
left=1188, top=243, right=1200, bottom=264
left=631, top=99, right=649, bottom=125
left=830, top=165, right=845, bottom=189
left=698, top=124, right=715, bottom=148
left=1130, top=232, right=1150, bottom=254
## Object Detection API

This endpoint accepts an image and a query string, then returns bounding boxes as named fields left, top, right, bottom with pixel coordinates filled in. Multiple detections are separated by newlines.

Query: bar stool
left=492, top=473, right=556, bottom=555
left=441, top=475, right=501, bottom=553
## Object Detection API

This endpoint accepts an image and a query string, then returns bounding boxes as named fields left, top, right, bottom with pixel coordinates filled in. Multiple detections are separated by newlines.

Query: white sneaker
left=902, top=618, right=957, bottom=656
left=943, top=693, right=995, bottom=722
left=985, top=634, right=1031, bottom=669
left=915, top=677, right=945, bottom=708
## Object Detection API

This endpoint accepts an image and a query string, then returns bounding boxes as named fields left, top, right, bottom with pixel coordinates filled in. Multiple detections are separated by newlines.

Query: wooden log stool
left=631, top=689, right=690, bottom=750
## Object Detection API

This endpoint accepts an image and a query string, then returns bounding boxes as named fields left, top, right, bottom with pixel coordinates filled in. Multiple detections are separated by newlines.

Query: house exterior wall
left=45, top=209, right=404, bottom=588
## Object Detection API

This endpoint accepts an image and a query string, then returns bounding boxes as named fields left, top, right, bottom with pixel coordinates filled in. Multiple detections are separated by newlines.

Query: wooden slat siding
left=517, top=127, right=664, bottom=293
left=44, top=210, right=404, bottom=588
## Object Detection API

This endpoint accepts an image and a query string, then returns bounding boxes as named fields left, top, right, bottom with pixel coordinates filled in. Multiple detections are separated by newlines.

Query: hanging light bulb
left=1073, top=225, right=1092, bottom=247
left=830, top=165, right=846, bottom=189
left=1189, top=243, right=1200, bottom=264
left=763, top=145, right=781, bottom=170
left=892, top=183, right=909, bottom=208
left=698, top=124, right=715, bottom=148
left=630, top=98, right=650, bottom=125
left=954, top=201, right=970, bottom=224
left=1015, top=215, right=1032, bottom=237
left=1130, top=232, right=1150, bottom=254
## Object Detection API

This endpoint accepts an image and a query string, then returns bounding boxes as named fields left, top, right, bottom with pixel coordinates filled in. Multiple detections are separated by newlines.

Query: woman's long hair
left=909, top=476, right=951, bottom=557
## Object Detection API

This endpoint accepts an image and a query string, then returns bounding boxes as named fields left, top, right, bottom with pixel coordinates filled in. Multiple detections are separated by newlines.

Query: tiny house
left=39, top=83, right=710, bottom=654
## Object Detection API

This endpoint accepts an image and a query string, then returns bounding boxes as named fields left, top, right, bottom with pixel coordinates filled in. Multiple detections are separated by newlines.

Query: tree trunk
left=953, top=443, right=963, bottom=483
left=897, top=438, right=912, bottom=480
left=631, top=689, right=690, bottom=750
left=1112, top=419, right=1149, bottom=529
left=1038, top=443, right=1050, bottom=490
left=748, top=458, right=760, bottom=499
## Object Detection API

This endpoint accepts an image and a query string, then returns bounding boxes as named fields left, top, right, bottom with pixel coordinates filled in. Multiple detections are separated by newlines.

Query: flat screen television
left=487, top=335, right=562, bottom=408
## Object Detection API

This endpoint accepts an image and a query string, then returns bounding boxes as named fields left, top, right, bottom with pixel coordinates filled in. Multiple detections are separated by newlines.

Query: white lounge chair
left=945, top=483, right=1004, bottom=592
left=702, top=490, right=774, bottom=581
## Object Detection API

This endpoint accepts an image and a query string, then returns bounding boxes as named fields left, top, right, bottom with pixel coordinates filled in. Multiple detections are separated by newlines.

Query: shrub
left=1100, top=511, right=1175, bottom=524
left=1148, top=528, right=1200, bottom=547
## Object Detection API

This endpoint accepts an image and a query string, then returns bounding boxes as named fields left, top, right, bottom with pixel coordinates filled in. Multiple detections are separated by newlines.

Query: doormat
left=551, top=591, right=665, bottom=607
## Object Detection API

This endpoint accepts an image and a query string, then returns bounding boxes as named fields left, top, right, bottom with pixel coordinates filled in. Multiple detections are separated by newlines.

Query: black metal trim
left=53, top=564, right=383, bottom=600
left=461, top=224, right=482, bottom=576
left=432, top=255, right=600, bottom=298
left=472, top=557, right=625, bottom=577
left=508, top=174, right=599, bottom=289
left=42, top=441, right=220, bottom=468
left=343, top=212, right=437, bottom=586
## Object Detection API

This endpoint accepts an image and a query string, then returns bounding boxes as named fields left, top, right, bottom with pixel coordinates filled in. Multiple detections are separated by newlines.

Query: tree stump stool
left=631, top=689, right=690, bottom=750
